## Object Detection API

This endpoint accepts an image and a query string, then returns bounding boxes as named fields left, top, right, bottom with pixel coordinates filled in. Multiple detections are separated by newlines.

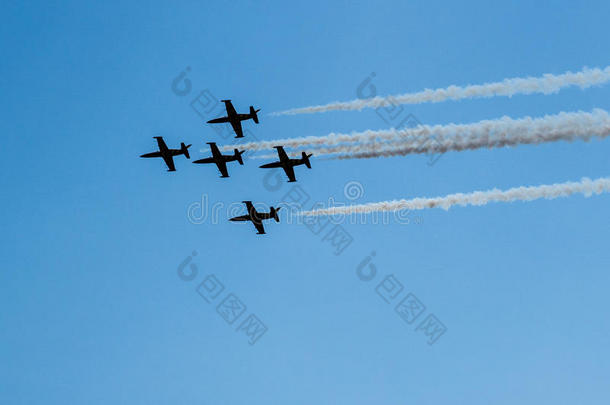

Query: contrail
left=233, top=109, right=610, bottom=158
left=271, top=66, right=610, bottom=116
left=298, top=177, right=610, bottom=216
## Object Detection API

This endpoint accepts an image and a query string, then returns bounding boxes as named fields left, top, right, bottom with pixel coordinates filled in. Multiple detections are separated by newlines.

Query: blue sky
left=1, top=1, right=609, bottom=404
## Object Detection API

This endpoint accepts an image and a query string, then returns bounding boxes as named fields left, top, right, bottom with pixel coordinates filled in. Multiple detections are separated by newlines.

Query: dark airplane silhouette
left=229, top=201, right=281, bottom=235
left=192, top=142, right=245, bottom=178
left=259, top=146, right=312, bottom=182
left=207, top=99, right=260, bottom=138
left=140, top=136, right=191, bottom=171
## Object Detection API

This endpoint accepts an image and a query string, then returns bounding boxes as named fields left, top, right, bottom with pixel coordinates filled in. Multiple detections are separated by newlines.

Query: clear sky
left=1, top=1, right=609, bottom=404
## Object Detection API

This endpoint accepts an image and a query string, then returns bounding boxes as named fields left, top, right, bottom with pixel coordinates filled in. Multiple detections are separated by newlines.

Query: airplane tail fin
left=302, top=152, right=312, bottom=169
left=234, top=149, right=245, bottom=165
left=250, top=106, right=260, bottom=124
left=270, top=206, right=281, bottom=222
left=181, top=143, right=192, bottom=159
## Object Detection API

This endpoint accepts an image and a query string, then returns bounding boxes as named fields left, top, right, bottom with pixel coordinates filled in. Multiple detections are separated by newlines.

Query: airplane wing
left=155, top=137, right=169, bottom=152
left=208, top=142, right=221, bottom=157
left=243, top=201, right=255, bottom=214
left=229, top=119, right=244, bottom=138
left=162, top=154, right=176, bottom=171
left=229, top=214, right=250, bottom=221
left=223, top=100, right=237, bottom=117
left=259, top=161, right=282, bottom=169
left=274, top=146, right=289, bottom=162
left=252, top=220, right=266, bottom=234
left=282, top=164, right=296, bottom=182
left=207, top=116, right=229, bottom=124
left=192, top=157, right=215, bottom=164
left=215, top=160, right=229, bottom=177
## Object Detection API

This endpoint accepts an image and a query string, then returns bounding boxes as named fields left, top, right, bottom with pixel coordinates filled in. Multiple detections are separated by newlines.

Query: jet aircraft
left=207, top=99, right=260, bottom=138
left=259, top=146, right=312, bottom=182
left=229, top=201, right=281, bottom=235
left=140, top=136, right=191, bottom=171
left=193, top=142, right=245, bottom=178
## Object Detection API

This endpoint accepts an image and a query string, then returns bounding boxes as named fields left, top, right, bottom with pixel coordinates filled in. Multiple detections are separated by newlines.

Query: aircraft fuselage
left=140, top=148, right=182, bottom=158
left=235, top=113, right=253, bottom=121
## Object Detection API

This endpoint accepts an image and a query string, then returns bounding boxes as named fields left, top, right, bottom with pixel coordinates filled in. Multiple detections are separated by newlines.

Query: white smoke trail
left=332, top=109, right=610, bottom=159
left=271, top=66, right=610, bottom=116
left=218, top=128, right=404, bottom=152
left=234, top=109, right=610, bottom=158
left=299, top=177, right=610, bottom=217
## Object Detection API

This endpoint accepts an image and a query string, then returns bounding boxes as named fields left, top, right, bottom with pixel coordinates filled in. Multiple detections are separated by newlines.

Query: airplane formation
left=140, top=99, right=312, bottom=234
